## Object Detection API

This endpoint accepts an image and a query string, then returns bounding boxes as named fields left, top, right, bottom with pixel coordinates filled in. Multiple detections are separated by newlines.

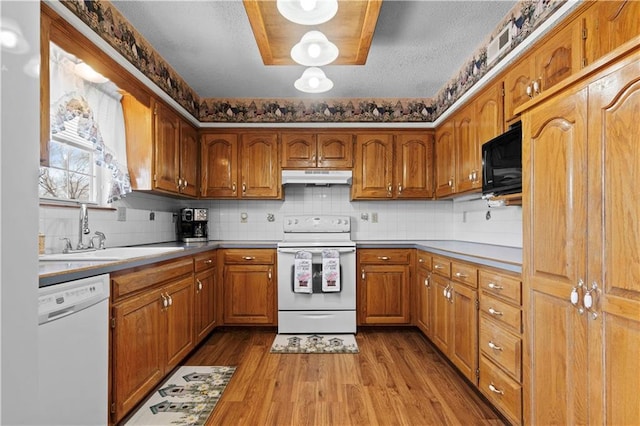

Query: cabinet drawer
left=480, top=321, right=522, bottom=380
left=451, top=261, right=478, bottom=288
left=223, top=249, right=274, bottom=264
left=194, top=251, right=216, bottom=273
left=431, top=255, right=451, bottom=277
left=480, top=295, right=522, bottom=334
left=479, top=270, right=521, bottom=305
left=416, top=251, right=432, bottom=272
left=359, top=249, right=411, bottom=264
left=111, top=257, right=193, bottom=300
left=479, top=356, right=522, bottom=425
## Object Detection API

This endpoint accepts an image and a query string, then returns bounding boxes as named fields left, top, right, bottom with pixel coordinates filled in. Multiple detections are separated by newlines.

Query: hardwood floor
left=185, top=327, right=506, bottom=425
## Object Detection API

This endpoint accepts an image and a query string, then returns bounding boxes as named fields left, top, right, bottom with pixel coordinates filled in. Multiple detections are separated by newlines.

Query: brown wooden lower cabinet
left=221, top=249, right=276, bottom=325
left=110, top=257, right=195, bottom=423
left=357, top=249, right=412, bottom=325
left=194, top=251, right=217, bottom=344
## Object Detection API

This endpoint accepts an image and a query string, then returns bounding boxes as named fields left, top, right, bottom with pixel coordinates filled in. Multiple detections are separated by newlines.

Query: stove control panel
left=283, top=215, right=350, bottom=233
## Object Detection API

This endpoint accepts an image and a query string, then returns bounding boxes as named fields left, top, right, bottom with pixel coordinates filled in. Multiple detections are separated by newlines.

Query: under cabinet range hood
left=281, top=169, right=352, bottom=186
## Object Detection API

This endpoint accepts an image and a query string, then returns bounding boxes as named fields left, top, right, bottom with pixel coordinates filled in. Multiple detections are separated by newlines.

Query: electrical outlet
left=371, top=212, right=378, bottom=223
left=117, top=207, right=126, bottom=222
left=267, top=213, right=275, bottom=222
left=360, top=213, right=369, bottom=221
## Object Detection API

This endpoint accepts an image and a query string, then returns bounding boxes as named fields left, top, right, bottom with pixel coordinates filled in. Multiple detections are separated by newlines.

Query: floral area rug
left=124, top=366, right=235, bottom=426
left=270, top=334, right=359, bottom=354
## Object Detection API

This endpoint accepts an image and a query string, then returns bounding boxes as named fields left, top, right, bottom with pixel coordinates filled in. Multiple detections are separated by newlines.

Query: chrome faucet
left=77, top=203, right=90, bottom=250
left=90, top=231, right=106, bottom=249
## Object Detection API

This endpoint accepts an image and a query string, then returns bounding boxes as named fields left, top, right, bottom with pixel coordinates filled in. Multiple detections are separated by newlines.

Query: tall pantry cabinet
left=521, top=43, right=640, bottom=425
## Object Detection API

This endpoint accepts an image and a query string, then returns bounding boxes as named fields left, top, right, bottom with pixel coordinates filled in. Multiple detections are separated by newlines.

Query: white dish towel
left=322, top=249, right=340, bottom=292
left=294, top=251, right=312, bottom=293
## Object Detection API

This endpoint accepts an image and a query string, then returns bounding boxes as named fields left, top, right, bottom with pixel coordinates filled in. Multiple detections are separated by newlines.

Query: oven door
left=277, top=247, right=356, bottom=311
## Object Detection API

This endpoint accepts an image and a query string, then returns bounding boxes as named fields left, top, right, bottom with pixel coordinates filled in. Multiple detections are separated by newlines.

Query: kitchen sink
left=39, top=246, right=185, bottom=261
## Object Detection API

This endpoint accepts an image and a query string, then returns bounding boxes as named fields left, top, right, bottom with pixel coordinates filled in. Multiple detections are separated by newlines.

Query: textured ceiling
left=111, top=1, right=516, bottom=99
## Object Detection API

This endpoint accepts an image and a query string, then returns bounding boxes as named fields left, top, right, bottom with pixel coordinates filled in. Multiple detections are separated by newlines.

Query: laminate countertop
left=39, top=240, right=521, bottom=287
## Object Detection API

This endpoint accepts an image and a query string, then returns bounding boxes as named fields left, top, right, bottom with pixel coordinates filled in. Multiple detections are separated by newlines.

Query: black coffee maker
left=178, top=208, right=208, bottom=242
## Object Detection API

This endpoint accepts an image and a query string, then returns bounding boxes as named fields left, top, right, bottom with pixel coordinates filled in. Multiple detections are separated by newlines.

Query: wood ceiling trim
left=243, top=0, right=382, bottom=66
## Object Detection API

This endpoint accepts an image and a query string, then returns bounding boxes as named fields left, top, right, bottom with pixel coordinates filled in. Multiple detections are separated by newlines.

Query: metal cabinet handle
left=242, top=183, right=247, bottom=194
left=378, top=256, right=390, bottom=261
left=448, top=178, right=453, bottom=187
left=387, top=182, right=393, bottom=195
left=204, top=259, right=213, bottom=264
left=488, top=383, right=504, bottom=395
left=488, top=282, right=503, bottom=290
left=232, top=182, right=237, bottom=193
left=166, top=293, right=173, bottom=307
left=447, top=286, right=453, bottom=303
left=583, top=282, right=599, bottom=320
left=397, top=184, right=403, bottom=194
left=488, top=307, right=503, bottom=316
left=160, top=293, right=168, bottom=308
left=418, top=258, right=425, bottom=263
left=570, top=279, right=585, bottom=315
left=268, top=269, right=272, bottom=280
left=434, top=264, right=444, bottom=270
left=454, top=272, right=468, bottom=278
left=176, top=177, right=182, bottom=190
left=443, top=284, right=449, bottom=298
left=197, top=279, right=203, bottom=292
left=526, top=84, right=533, bottom=98
left=533, top=79, right=541, bottom=95
left=488, top=341, right=503, bottom=351
left=361, top=269, right=365, bottom=280
left=424, top=275, right=430, bottom=288
left=242, top=256, right=255, bottom=261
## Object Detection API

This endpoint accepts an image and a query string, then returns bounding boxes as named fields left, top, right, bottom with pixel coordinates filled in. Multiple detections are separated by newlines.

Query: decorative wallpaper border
left=61, top=0, right=565, bottom=124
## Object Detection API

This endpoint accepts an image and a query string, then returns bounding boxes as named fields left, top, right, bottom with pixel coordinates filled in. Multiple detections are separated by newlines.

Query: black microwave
left=482, top=121, right=522, bottom=196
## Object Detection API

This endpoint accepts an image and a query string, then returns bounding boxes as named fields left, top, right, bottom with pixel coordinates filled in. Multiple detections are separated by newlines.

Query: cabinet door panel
left=583, top=0, right=640, bottom=66
left=180, top=122, right=199, bottom=197
left=587, top=58, right=640, bottom=425
left=241, top=133, right=280, bottom=198
left=317, top=133, right=353, bottom=168
left=154, top=102, right=181, bottom=193
left=534, top=21, right=581, bottom=92
left=195, top=267, right=217, bottom=343
left=454, top=106, right=476, bottom=193
left=430, top=274, right=451, bottom=353
left=112, top=291, right=163, bottom=421
left=353, top=134, right=394, bottom=199
left=416, top=269, right=432, bottom=337
left=395, top=133, right=434, bottom=198
left=281, top=133, right=316, bottom=168
left=164, top=277, right=194, bottom=370
left=200, top=133, right=238, bottom=198
left=434, top=121, right=456, bottom=197
left=223, top=265, right=275, bottom=324
left=359, top=264, right=410, bottom=324
left=522, top=86, right=588, bottom=425
left=504, top=59, right=533, bottom=123
left=449, top=283, right=478, bottom=384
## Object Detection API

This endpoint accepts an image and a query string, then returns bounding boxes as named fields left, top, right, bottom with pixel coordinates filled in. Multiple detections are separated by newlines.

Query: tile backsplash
left=39, top=187, right=522, bottom=254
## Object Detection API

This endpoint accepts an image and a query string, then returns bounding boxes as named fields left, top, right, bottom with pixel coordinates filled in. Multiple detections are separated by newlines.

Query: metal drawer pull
left=242, top=256, right=255, bottom=261
left=197, top=279, right=203, bottom=292
left=378, top=256, right=390, bottom=261
left=166, top=294, right=173, bottom=307
left=418, top=258, right=425, bottom=263
left=488, top=307, right=503, bottom=316
left=160, top=293, right=168, bottom=308
left=488, top=341, right=503, bottom=351
left=434, top=264, right=444, bottom=270
left=424, top=276, right=430, bottom=288
left=488, top=282, right=503, bottom=290
left=204, top=259, right=213, bottom=264
left=361, top=269, right=365, bottom=280
left=454, top=272, right=468, bottom=278
left=268, top=269, right=272, bottom=280
left=488, top=383, right=504, bottom=395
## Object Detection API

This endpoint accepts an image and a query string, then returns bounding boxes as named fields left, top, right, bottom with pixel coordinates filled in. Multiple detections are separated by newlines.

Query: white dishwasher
left=37, top=274, right=110, bottom=426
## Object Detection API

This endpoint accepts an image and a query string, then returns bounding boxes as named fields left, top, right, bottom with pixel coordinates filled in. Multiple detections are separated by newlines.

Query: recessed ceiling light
left=294, top=67, right=333, bottom=93
left=277, top=0, right=338, bottom=25
left=291, top=31, right=339, bottom=66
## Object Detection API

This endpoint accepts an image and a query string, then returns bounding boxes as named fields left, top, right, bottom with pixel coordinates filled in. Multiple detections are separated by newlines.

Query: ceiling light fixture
left=294, top=67, right=333, bottom=93
left=277, top=0, right=338, bottom=25
left=0, top=17, right=29, bottom=54
left=291, top=31, right=339, bottom=66
left=74, top=62, right=109, bottom=84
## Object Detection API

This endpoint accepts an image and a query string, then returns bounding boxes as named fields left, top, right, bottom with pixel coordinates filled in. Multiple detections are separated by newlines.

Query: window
left=41, top=42, right=130, bottom=205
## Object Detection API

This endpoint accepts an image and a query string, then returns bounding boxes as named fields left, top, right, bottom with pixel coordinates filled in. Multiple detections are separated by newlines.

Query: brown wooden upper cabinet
left=200, top=131, right=281, bottom=199
left=122, top=96, right=198, bottom=197
left=581, top=0, right=640, bottom=67
left=504, top=19, right=582, bottom=122
left=352, top=132, right=434, bottom=200
left=435, top=120, right=456, bottom=198
left=281, top=132, right=353, bottom=168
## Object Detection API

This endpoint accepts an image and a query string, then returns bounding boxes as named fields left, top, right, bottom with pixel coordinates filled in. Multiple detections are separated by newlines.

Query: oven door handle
left=277, top=248, right=356, bottom=254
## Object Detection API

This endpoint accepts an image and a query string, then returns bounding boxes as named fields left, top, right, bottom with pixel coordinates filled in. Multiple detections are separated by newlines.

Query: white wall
left=40, top=186, right=522, bottom=251
left=0, top=1, right=40, bottom=423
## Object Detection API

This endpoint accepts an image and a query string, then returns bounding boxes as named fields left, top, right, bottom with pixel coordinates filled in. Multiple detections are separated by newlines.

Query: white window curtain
left=49, top=43, right=131, bottom=204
